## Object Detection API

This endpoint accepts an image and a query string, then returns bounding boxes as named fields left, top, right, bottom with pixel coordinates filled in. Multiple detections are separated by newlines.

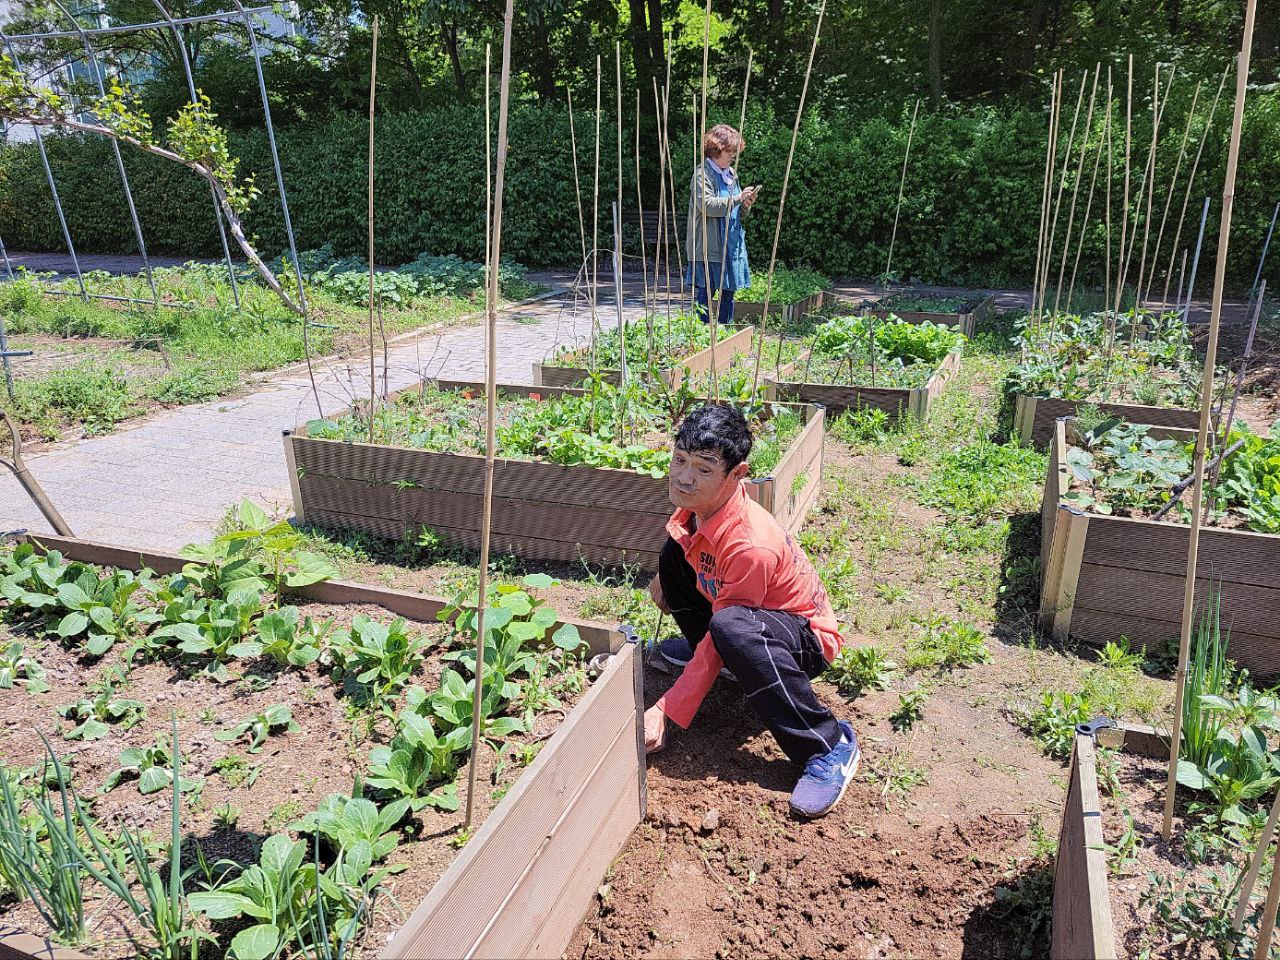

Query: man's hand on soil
left=649, top=576, right=669, bottom=614
left=644, top=704, right=668, bottom=754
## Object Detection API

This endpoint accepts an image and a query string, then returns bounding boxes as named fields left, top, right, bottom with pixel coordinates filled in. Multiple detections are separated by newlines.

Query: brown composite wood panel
left=1050, top=735, right=1117, bottom=960
left=21, top=534, right=623, bottom=656
left=533, top=325, right=753, bottom=390
left=1081, top=514, right=1280, bottom=590
left=1016, top=394, right=1201, bottom=448
left=295, top=474, right=669, bottom=552
left=769, top=381, right=912, bottom=418
left=295, top=507, right=663, bottom=571
left=291, top=440, right=670, bottom=514
left=383, top=642, right=642, bottom=960
left=864, top=294, right=992, bottom=338
left=0, top=930, right=89, bottom=960
left=1070, top=606, right=1276, bottom=678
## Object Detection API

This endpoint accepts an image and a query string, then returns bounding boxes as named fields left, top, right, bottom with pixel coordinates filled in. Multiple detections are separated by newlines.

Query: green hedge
left=1, top=96, right=1276, bottom=291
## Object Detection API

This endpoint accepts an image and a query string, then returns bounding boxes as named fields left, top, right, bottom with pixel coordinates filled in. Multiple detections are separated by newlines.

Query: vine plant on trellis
left=0, top=61, right=301, bottom=315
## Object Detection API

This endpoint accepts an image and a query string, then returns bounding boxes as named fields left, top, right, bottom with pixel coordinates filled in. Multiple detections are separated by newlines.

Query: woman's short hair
left=703, top=124, right=744, bottom=158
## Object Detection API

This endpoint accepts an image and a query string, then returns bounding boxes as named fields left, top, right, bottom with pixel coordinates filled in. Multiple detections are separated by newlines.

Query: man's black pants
left=659, top=537, right=843, bottom=765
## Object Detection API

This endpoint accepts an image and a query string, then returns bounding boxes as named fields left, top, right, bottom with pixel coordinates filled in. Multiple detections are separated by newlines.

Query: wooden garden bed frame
left=762, top=346, right=963, bottom=421
left=1039, top=418, right=1280, bottom=676
left=0, top=532, right=645, bottom=960
left=533, top=324, right=753, bottom=389
left=1013, top=394, right=1201, bottom=449
left=284, top=379, right=825, bottom=570
left=862, top=293, right=995, bottom=338
left=1052, top=721, right=1167, bottom=960
left=734, top=289, right=826, bottom=325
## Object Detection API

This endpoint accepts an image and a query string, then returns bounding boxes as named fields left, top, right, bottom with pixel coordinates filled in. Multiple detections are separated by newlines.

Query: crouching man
left=644, top=404, right=860, bottom=817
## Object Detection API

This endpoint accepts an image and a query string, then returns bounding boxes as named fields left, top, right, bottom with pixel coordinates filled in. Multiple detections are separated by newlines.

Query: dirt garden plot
left=0, top=533, right=640, bottom=960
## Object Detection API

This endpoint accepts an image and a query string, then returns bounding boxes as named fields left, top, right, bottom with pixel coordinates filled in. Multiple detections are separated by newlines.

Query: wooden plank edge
left=0, top=930, right=90, bottom=960
left=382, top=641, right=641, bottom=959
left=283, top=431, right=306, bottom=526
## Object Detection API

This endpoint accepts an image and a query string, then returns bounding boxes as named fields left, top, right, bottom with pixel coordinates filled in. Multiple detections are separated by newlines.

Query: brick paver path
left=1, top=283, right=648, bottom=550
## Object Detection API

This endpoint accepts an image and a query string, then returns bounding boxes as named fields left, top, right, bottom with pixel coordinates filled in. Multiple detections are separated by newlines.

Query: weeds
left=825, top=645, right=898, bottom=698
left=906, top=617, right=990, bottom=670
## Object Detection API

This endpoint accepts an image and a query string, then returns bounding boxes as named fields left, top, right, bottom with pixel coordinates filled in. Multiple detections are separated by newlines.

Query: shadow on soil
left=961, top=859, right=1054, bottom=959
left=993, top=511, right=1043, bottom=646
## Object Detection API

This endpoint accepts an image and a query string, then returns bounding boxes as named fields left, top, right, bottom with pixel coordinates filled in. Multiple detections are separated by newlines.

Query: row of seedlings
left=0, top=516, right=644, bottom=959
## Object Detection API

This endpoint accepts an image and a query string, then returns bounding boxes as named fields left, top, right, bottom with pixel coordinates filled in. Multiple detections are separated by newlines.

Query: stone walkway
left=1, top=282, right=641, bottom=551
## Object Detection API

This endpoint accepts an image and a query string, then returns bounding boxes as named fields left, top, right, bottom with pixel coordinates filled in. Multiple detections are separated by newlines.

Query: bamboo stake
left=1038, top=70, right=1087, bottom=320
left=365, top=15, right=378, bottom=444
left=1104, top=66, right=1113, bottom=325
left=1111, top=54, right=1133, bottom=318
left=662, top=34, right=683, bottom=293
left=1255, top=841, right=1280, bottom=960
left=485, top=44, right=492, bottom=373
left=652, top=78, right=670, bottom=324
left=1066, top=77, right=1111, bottom=316
left=464, top=0, right=514, bottom=829
left=1133, top=65, right=1175, bottom=316
left=1145, top=79, right=1201, bottom=305
left=884, top=98, right=920, bottom=286
left=1235, top=788, right=1280, bottom=932
left=708, top=47, right=754, bottom=359
left=636, top=89, right=651, bottom=320
left=1161, top=65, right=1229, bottom=310
left=1161, top=0, right=1258, bottom=841
left=591, top=56, right=602, bottom=355
left=616, top=42, right=623, bottom=221
left=1032, top=72, right=1061, bottom=325
left=1051, top=67, right=1098, bottom=317
left=696, top=0, right=719, bottom=401
left=751, top=0, right=826, bottom=393
left=737, top=48, right=753, bottom=180
left=567, top=86, right=588, bottom=270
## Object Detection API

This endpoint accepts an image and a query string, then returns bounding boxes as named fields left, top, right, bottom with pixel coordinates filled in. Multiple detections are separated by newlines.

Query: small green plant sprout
left=891, top=688, right=928, bottom=732
left=256, top=605, right=330, bottom=668
left=102, top=742, right=200, bottom=795
left=212, top=754, right=261, bottom=789
left=906, top=616, right=990, bottom=670
left=293, top=793, right=411, bottom=863
left=0, top=640, right=49, bottom=693
left=329, top=615, right=428, bottom=710
left=1095, top=637, right=1145, bottom=673
left=826, top=645, right=898, bottom=698
left=214, top=803, right=241, bottom=830
left=449, top=827, right=474, bottom=849
left=59, top=686, right=146, bottom=740
left=366, top=697, right=470, bottom=813
left=216, top=704, right=299, bottom=754
left=1025, top=691, right=1092, bottom=760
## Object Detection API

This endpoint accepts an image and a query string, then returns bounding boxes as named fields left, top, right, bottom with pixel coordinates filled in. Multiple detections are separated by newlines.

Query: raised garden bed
left=762, top=315, right=965, bottom=421
left=1039, top=417, right=1280, bottom=676
left=1008, top=311, right=1203, bottom=449
left=733, top=266, right=830, bottom=326
left=285, top=380, right=825, bottom=570
left=0, top=531, right=643, bottom=960
left=534, top=315, right=753, bottom=390
left=864, top=291, right=996, bottom=338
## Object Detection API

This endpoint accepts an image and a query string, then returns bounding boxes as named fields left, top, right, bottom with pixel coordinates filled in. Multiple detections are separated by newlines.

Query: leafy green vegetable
left=0, top=640, right=48, bottom=693
left=735, top=264, right=830, bottom=305
left=215, top=704, right=299, bottom=754
left=59, top=686, right=146, bottom=741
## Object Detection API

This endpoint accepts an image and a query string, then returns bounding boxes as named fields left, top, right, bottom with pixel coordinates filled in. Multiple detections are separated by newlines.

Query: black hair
left=674, top=404, right=752, bottom=472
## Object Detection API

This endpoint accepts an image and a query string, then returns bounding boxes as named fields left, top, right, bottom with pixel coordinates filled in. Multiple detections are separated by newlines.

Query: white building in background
left=0, top=0, right=305, bottom=143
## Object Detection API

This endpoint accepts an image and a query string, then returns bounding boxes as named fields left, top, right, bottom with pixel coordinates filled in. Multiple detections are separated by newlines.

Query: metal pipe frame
left=0, top=232, right=14, bottom=281
left=0, top=35, right=88, bottom=301
left=145, top=0, right=241, bottom=308
left=4, top=6, right=274, bottom=42
left=231, top=0, right=309, bottom=324
left=49, top=0, right=159, bottom=303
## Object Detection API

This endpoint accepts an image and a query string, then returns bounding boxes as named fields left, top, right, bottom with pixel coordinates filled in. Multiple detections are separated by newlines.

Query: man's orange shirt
left=655, top=482, right=845, bottom=728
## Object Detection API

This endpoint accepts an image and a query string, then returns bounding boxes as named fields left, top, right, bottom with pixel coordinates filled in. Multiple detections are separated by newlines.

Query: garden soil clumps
left=570, top=662, right=1061, bottom=959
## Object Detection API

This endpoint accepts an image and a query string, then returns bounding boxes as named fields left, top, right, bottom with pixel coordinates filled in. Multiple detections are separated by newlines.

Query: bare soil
left=0, top=595, right=582, bottom=957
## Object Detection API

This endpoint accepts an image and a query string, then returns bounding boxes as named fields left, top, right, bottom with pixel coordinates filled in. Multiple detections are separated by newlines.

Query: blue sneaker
left=654, top=636, right=735, bottom=681
left=789, top=721, right=861, bottom=818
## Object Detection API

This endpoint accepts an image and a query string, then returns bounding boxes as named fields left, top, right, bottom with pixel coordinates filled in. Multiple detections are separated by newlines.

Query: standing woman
left=687, top=124, right=761, bottom=325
